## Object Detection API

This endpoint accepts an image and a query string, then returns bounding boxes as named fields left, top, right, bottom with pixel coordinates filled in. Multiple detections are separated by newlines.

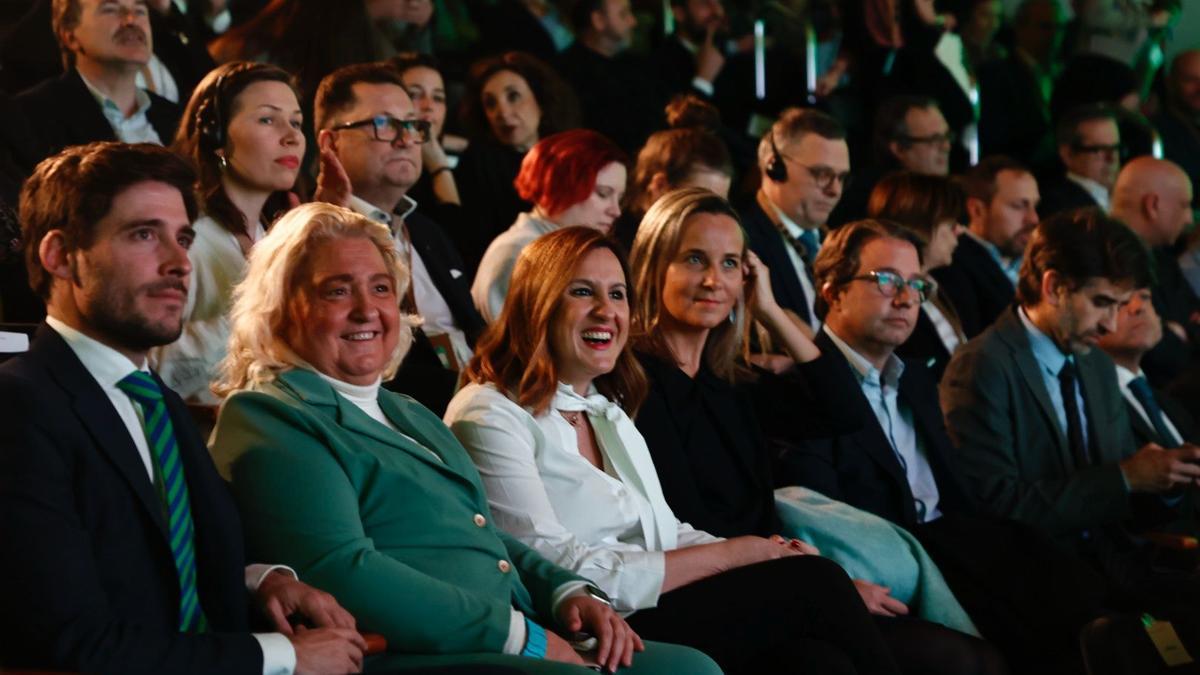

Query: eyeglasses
left=1071, top=143, right=1121, bottom=157
left=800, top=164, right=852, bottom=191
left=332, top=115, right=432, bottom=144
left=900, top=131, right=956, bottom=146
left=849, top=270, right=937, bottom=303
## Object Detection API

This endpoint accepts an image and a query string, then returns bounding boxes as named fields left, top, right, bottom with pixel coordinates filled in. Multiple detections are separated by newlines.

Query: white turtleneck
left=314, top=371, right=441, bottom=462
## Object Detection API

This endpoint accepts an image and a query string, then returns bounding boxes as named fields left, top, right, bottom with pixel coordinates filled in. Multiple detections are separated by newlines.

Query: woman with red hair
left=471, top=129, right=627, bottom=323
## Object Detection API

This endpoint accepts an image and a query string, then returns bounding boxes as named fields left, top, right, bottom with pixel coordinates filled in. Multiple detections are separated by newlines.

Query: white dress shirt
left=766, top=200, right=821, bottom=330
left=1066, top=172, right=1111, bottom=212
left=824, top=326, right=943, bottom=523
left=46, top=317, right=297, bottom=674
left=471, top=211, right=559, bottom=323
left=150, top=215, right=264, bottom=404
left=1115, top=365, right=1183, bottom=447
left=77, top=71, right=162, bottom=145
left=445, top=382, right=722, bottom=613
left=347, top=194, right=473, bottom=366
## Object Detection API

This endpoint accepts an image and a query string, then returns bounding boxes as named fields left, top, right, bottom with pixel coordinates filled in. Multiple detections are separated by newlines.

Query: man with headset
left=740, top=107, right=851, bottom=333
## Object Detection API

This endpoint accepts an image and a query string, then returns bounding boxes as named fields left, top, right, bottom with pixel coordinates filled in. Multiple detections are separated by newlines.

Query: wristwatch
left=584, top=584, right=611, bottom=607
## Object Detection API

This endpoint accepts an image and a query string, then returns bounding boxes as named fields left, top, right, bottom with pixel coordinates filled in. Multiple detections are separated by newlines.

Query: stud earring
left=217, top=154, right=228, bottom=171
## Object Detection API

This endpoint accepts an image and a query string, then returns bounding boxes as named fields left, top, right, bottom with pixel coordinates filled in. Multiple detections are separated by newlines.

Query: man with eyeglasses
left=1039, top=104, right=1121, bottom=219
left=774, top=218, right=1108, bottom=671
left=942, top=208, right=1200, bottom=624
left=314, top=62, right=485, bottom=416
left=742, top=107, right=850, bottom=334
left=829, top=96, right=951, bottom=227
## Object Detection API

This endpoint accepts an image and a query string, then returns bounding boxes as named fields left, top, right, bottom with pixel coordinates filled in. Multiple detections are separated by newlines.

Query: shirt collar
left=1017, top=306, right=1069, bottom=377
left=1066, top=173, right=1110, bottom=211
left=764, top=193, right=816, bottom=239
left=1114, top=364, right=1142, bottom=389
left=346, top=193, right=418, bottom=235
left=46, top=315, right=146, bottom=388
left=77, top=69, right=152, bottom=120
left=823, top=324, right=905, bottom=388
left=964, top=229, right=1020, bottom=273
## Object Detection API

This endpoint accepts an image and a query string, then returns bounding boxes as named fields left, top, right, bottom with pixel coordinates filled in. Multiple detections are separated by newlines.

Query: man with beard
left=0, top=142, right=367, bottom=674
left=933, top=156, right=1040, bottom=337
left=941, top=208, right=1200, bottom=621
left=555, top=0, right=660, bottom=153
left=655, top=0, right=727, bottom=101
left=15, top=0, right=181, bottom=167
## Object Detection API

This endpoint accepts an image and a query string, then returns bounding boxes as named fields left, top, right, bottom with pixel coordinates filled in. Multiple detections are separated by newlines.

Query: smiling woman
left=150, top=62, right=305, bottom=405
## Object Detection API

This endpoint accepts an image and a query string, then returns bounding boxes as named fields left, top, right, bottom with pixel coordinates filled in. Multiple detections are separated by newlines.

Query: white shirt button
left=498, top=560, right=511, bottom=573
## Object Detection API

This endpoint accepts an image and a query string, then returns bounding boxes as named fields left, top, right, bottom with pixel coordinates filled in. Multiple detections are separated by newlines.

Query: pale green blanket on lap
left=774, top=486, right=979, bottom=636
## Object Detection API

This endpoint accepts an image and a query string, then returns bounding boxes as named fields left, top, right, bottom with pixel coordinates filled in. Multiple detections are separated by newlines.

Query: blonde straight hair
left=628, top=187, right=749, bottom=382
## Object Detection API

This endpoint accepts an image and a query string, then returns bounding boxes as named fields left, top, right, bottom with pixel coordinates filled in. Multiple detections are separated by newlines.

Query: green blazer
left=940, top=307, right=1135, bottom=539
left=210, top=368, right=587, bottom=655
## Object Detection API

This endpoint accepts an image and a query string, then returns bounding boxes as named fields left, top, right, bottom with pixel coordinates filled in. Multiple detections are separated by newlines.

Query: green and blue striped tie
left=117, top=371, right=209, bottom=633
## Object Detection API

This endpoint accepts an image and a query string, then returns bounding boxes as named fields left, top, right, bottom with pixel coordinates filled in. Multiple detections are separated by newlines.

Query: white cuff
left=550, top=580, right=592, bottom=620
left=502, top=609, right=526, bottom=655
left=254, top=632, right=297, bottom=675
left=691, top=76, right=715, bottom=96
left=245, top=564, right=298, bottom=592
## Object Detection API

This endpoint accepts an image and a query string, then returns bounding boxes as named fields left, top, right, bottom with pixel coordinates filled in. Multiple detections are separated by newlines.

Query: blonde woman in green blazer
left=209, top=203, right=719, bottom=674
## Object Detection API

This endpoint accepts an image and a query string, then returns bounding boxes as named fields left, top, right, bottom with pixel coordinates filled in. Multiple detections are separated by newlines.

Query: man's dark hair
left=1016, top=207, right=1152, bottom=306
left=960, top=155, right=1031, bottom=204
left=874, top=95, right=940, bottom=164
left=1054, top=103, right=1119, bottom=149
left=21, top=142, right=198, bottom=300
left=314, top=61, right=407, bottom=132
left=812, top=218, right=925, bottom=318
left=570, top=0, right=607, bottom=32
left=758, top=107, right=845, bottom=170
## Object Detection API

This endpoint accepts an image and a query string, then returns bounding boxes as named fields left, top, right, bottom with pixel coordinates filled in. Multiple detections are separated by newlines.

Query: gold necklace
left=560, top=410, right=582, bottom=427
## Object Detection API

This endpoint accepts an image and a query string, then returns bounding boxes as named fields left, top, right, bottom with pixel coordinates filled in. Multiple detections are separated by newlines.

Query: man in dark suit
left=1152, top=50, right=1200, bottom=208
left=741, top=107, right=849, bottom=333
left=932, top=156, right=1040, bottom=337
left=555, top=0, right=660, bottom=154
left=1038, top=104, right=1121, bottom=219
left=1109, top=157, right=1199, bottom=389
left=941, top=208, right=1200, bottom=618
left=655, top=0, right=727, bottom=102
left=315, top=63, right=485, bottom=416
left=14, top=0, right=182, bottom=170
left=2, top=0, right=219, bottom=102
left=0, top=142, right=366, bottom=674
left=774, top=219, right=1105, bottom=672
left=1098, top=287, right=1198, bottom=448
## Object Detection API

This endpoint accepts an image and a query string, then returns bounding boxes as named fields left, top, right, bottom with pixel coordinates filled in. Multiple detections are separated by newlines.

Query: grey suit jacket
left=939, top=307, right=1135, bottom=540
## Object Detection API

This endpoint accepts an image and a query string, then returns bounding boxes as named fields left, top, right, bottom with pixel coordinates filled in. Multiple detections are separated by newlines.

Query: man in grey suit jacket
left=941, top=208, right=1200, bottom=614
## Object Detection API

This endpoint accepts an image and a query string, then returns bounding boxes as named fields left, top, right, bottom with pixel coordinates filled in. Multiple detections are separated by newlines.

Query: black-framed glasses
left=849, top=270, right=937, bottom=303
left=1071, top=142, right=1121, bottom=157
left=900, top=131, right=956, bottom=146
left=800, top=164, right=852, bottom=190
left=332, top=115, right=432, bottom=144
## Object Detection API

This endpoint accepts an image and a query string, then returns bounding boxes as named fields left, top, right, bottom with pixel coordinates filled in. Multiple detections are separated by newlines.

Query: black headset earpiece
left=765, top=131, right=788, bottom=183
left=197, top=71, right=229, bottom=152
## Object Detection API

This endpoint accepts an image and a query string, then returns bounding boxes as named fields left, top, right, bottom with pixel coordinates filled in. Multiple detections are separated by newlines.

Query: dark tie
left=1058, top=360, right=1091, bottom=468
left=117, top=371, right=209, bottom=633
left=1127, top=375, right=1180, bottom=448
left=774, top=223, right=818, bottom=282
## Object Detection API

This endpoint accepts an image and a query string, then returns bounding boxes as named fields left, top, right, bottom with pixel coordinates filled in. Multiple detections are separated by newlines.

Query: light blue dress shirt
left=824, top=326, right=942, bottom=523
left=1017, top=308, right=1090, bottom=453
left=965, top=230, right=1021, bottom=287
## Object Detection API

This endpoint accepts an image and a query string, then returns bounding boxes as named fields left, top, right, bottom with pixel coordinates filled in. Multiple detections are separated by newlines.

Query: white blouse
left=444, top=382, right=721, bottom=613
left=151, top=215, right=264, bottom=404
left=470, top=211, right=558, bottom=323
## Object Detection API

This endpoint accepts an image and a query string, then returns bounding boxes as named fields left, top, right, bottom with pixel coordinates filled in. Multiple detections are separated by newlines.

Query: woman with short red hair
left=471, top=129, right=627, bottom=323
